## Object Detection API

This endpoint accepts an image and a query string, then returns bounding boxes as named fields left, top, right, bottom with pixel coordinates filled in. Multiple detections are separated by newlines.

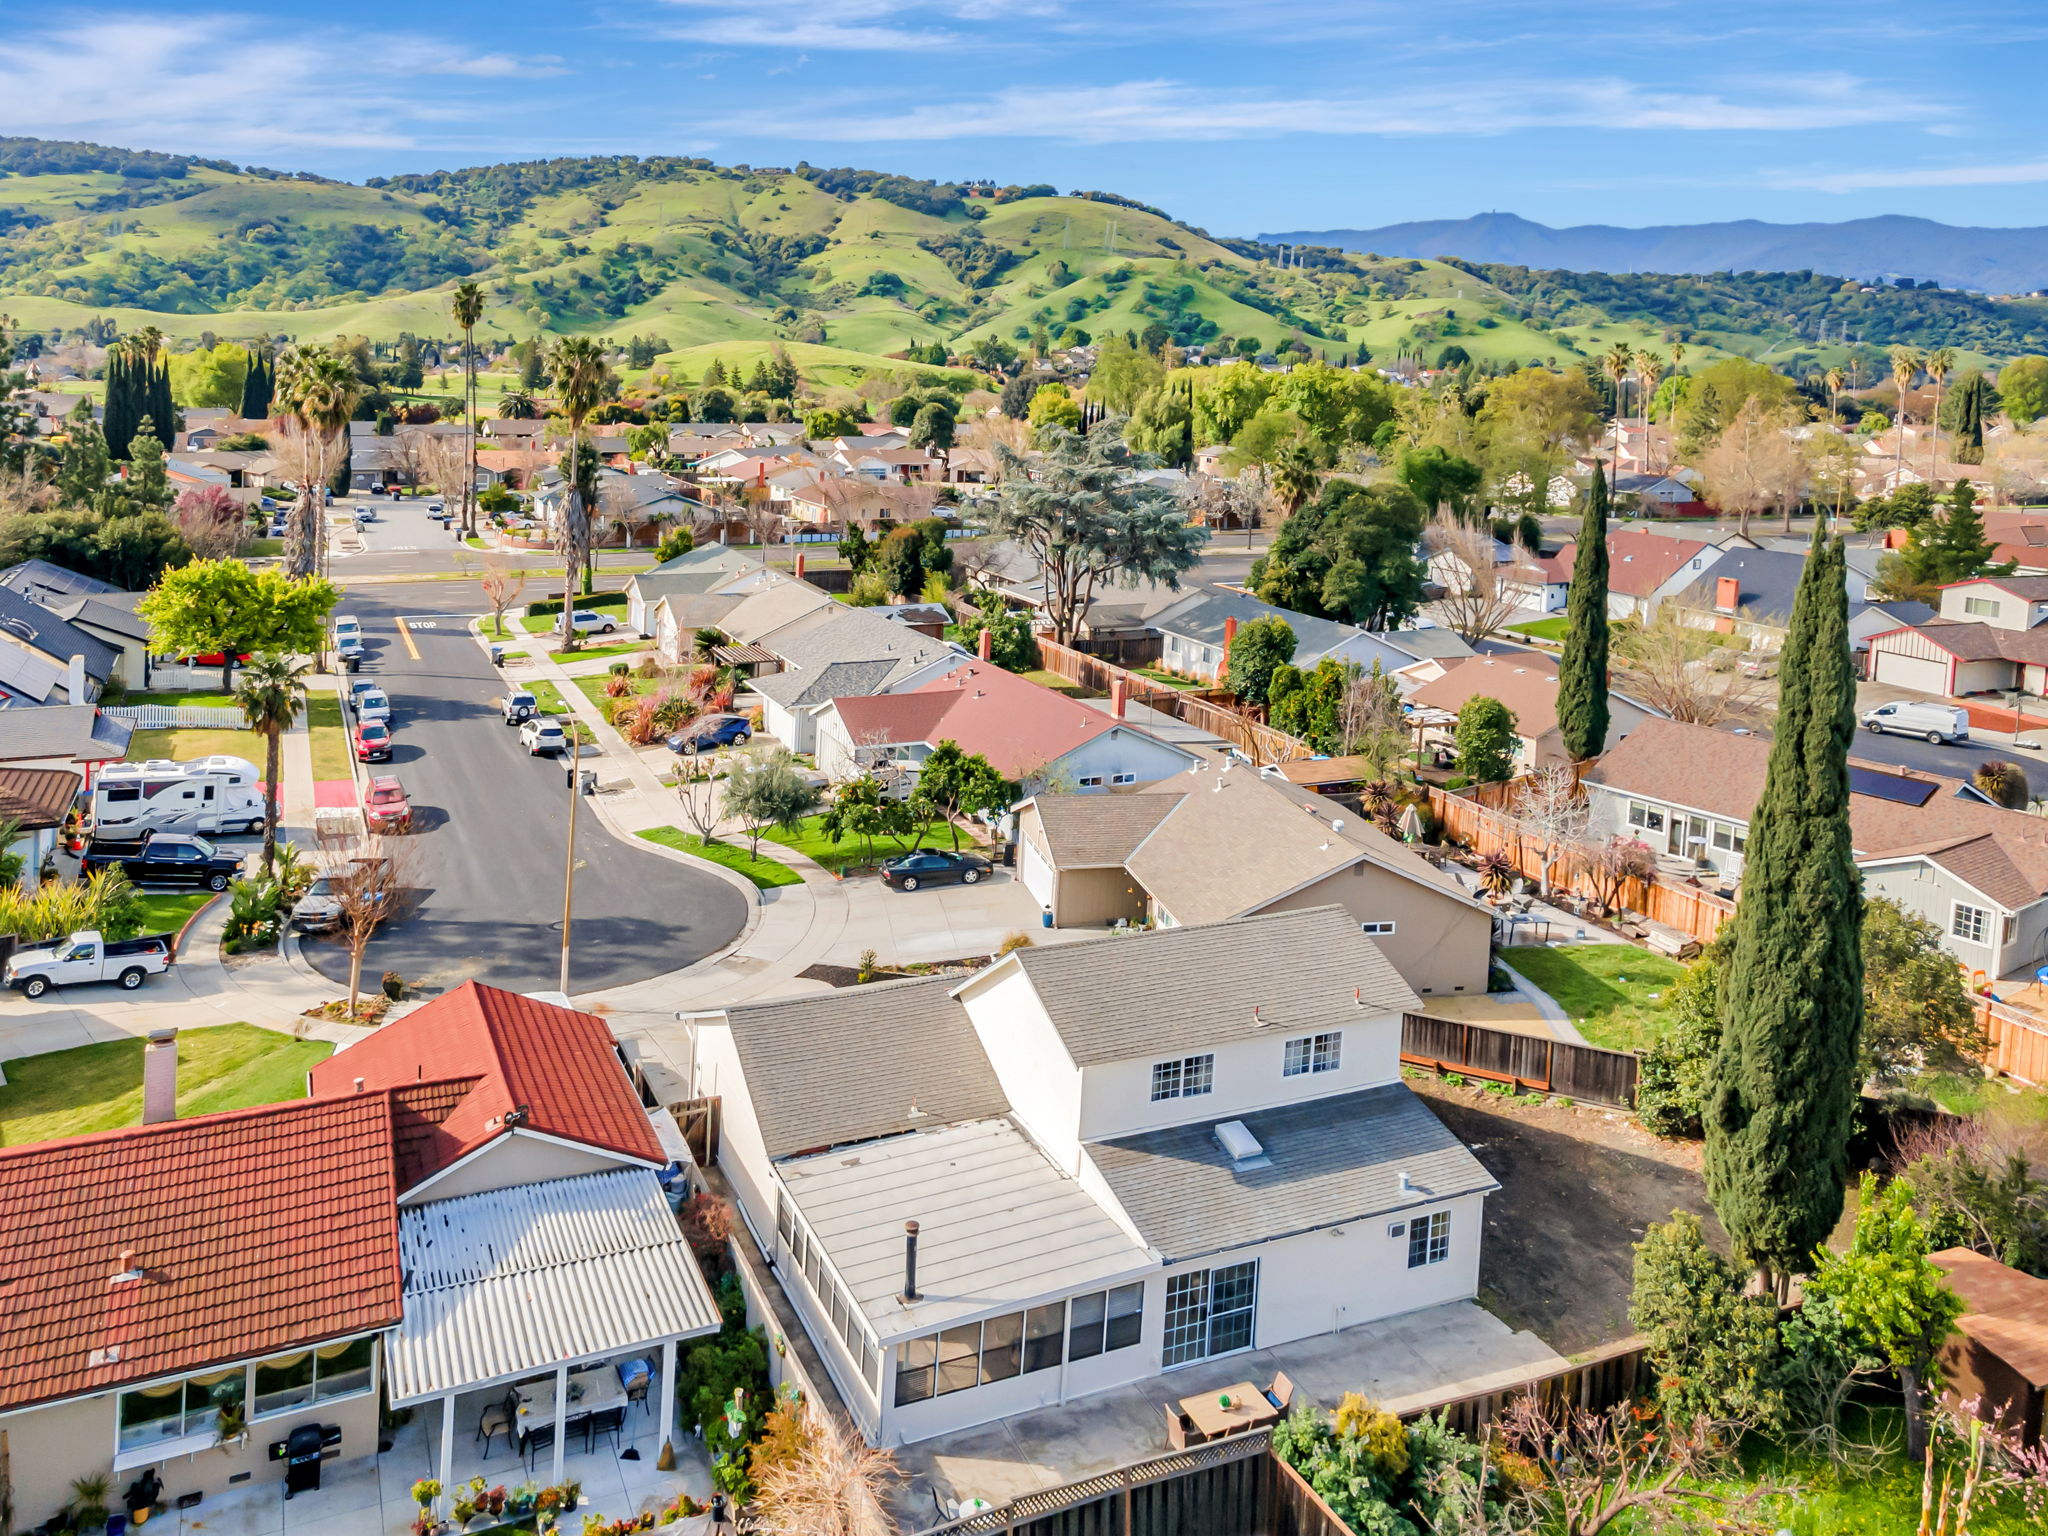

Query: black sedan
left=879, top=850, right=991, bottom=891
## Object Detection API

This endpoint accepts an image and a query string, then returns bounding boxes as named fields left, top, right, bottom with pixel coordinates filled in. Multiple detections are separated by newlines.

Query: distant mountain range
left=1256, top=213, right=2048, bottom=294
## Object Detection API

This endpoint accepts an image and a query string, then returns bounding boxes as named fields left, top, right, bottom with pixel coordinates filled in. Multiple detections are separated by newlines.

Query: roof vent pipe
left=901, top=1221, right=922, bottom=1303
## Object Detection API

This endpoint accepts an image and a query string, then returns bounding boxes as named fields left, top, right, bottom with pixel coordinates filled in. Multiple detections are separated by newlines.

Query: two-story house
left=1867, top=576, right=2048, bottom=698
left=689, top=907, right=1499, bottom=1448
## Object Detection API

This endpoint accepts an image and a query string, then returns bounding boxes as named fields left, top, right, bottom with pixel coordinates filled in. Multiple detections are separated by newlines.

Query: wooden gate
left=667, top=1096, right=721, bottom=1166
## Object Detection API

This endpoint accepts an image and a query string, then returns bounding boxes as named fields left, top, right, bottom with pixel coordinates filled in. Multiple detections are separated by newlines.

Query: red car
left=363, top=775, right=412, bottom=831
left=353, top=719, right=393, bottom=762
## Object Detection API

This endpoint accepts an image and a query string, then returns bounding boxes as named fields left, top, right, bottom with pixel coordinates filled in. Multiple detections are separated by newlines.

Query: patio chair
left=618, top=1357, right=653, bottom=1417
left=583, top=1406, right=626, bottom=1455
left=477, top=1401, right=512, bottom=1458
left=1164, top=1404, right=1199, bottom=1451
left=1264, top=1372, right=1297, bottom=1415
left=522, top=1421, right=556, bottom=1473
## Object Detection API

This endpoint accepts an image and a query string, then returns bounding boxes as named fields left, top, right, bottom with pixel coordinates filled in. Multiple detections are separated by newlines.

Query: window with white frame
left=1951, top=903, right=1992, bottom=945
left=1282, top=1031, right=1342, bottom=1077
left=1710, top=821, right=1747, bottom=854
left=251, top=1339, right=374, bottom=1418
left=1407, top=1211, right=1451, bottom=1268
left=894, top=1291, right=1129, bottom=1407
left=1077, top=775, right=1104, bottom=788
left=1162, top=1261, right=1258, bottom=1367
left=1359, top=921, right=1396, bottom=936
left=1964, top=596, right=2001, bottom=617
left=776, top=1191, right=882, bottom=1398
left=117, top=1366, right=246, bottom=1452
left=1626, top=800, right=1667, bottom=833
left=1150, top=1054, right=1214, bottom=1101
left=1066, top=1283, right=1143, bottom=1361
left=1110, top=772, right=1137, bottom=785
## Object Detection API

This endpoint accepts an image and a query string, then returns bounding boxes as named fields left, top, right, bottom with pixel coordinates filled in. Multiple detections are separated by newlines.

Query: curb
left=170, top=891, right=225, bottom=961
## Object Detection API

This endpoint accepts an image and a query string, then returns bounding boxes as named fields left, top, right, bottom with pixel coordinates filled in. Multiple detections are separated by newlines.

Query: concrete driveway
left=834, top=865, right=1048, bottom=964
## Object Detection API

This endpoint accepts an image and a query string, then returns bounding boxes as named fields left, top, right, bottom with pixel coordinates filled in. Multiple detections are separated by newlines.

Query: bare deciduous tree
left=480, top=557, right=526, bottom=639
left=1987, top=430, right=2048, bottom=506
left=1427, top=512, right=1522, bottom=645
left=1583, top=834, right=1657, bottom=915
left=750, top=1409, right=902, bottom=1536
left=1338, top=664, right=1410, bottom=776
left=1512, top=762, right=1588, bottom=896
left=1614, top=607, right=1770, bottom=726
left=1698, top=396, right=1805, bottom=537
left=319, top=837, right=416, bottom=1019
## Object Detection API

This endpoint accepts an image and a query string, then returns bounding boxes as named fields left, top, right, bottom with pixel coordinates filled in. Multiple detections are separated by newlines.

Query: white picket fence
left=105, top=705, right=245, bottom=729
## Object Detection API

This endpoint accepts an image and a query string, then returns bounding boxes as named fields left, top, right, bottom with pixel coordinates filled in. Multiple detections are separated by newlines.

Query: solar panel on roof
left=1848, top=766, right=1939, bottom=807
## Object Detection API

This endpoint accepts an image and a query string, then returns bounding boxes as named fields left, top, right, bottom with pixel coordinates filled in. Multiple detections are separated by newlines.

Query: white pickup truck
left=5, top=929, right=174, bottom=998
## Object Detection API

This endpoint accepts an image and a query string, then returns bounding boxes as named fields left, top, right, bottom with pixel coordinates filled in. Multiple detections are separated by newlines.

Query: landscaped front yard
left=1507, top=615, right=1570, bottom=642
left=636, top=825, right=802, bottom=888
left=0, top=1025, right=333, bottom=1146
left=1500, top=942, right=1687, bottom=1052
left=129, top=725, right=266, bottom=764
left=134, top=889, right=217, bottom=937
left=763, top=814, right=986, bottom=872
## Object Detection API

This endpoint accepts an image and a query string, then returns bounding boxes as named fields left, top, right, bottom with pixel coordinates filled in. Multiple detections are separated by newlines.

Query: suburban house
left=687, top=907, right=1498, bottom=1448
left=622, top=542, right=772, bottom=636
left=1582, top=717, right=2048, bottom=980
left=1405, top=652, right=1660, bottom=770
left=0, top=585, right=116, bottom=705
left=0, top=983, right=720, bottom=1532
left=1867, top=577, right=2048, bottom=698
left=1148, top=588, right=1473, bottom=683
left=1611, top=473, right=1708, bottom=516
left=0, top=764, right=85, bottom=876
left=741, top=605, right=972, bottom=752
left=1016, top=760, right=1492, bottom=995
left=778, top=476, right=945, bottom=530
left=1492, top=529, right=1727, bottom=621
left=0, top=701, right=132, bottom=780
left=815, top=663, right=1201, bottom=794
left=41, top=589, right=153, bottom=691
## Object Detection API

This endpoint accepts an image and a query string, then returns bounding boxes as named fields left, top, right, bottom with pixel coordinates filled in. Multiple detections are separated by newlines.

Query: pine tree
left=1904, top=479, right=2007, bottom=587
left=1556, top=461, right=1611, bottom=760
left=1704, top=530, right=1863, bottom=1295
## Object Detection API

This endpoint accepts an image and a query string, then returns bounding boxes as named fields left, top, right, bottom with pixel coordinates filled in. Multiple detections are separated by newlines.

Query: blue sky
left=5, top=3, right=2048, bottom=235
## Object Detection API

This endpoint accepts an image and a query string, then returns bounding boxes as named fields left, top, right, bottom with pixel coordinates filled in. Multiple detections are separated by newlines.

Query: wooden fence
left=1418, top=1335, right=1654, bottom=1439
left=1426, top=786, right=1737, bottom=948
left=1034, top=637, right=1313, bottom=766
left=1401, top=1014, right=1642, bottom=1108
left=1980, top=999, right=2048, bottom=1086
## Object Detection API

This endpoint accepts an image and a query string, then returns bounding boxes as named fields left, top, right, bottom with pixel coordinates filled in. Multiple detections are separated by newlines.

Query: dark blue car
left=666, top=714, right=753, bottom=754
left=880, top=850, right=991, bottom=891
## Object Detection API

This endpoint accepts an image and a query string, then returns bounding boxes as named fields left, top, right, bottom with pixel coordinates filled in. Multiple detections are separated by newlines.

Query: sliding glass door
left=1161, top=1260, right=1259, bottom=1367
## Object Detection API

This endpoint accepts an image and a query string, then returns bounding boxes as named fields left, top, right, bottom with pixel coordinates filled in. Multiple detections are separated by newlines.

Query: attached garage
left=1018, top=831, right=1055, bottom=911
left=1868, top=627, right=1956, bottom=696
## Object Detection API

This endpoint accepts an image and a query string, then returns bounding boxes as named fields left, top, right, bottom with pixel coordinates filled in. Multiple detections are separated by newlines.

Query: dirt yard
left=1409, top=1074, right=1727, bottom=1357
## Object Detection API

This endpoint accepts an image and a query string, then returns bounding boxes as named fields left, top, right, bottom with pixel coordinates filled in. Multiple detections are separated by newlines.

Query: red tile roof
left=308, top=982, right=662, bottom=1188
left=0, top=1095, right=402, bottom=1412
left=831, top=663, right=1124, bottom=777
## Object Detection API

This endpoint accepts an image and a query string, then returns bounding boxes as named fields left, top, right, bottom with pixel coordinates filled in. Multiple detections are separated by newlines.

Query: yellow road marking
left=396, top=619, right=420, bottom=661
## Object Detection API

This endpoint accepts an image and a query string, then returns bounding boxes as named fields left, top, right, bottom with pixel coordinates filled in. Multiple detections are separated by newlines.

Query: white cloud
left=727, top=74, right=1943, bottom=144
left=0, top=14, right=563, bottom=157
left=1770, top=158, right=2048, bottom=193
left=644, top=0, right=1060, bottom=51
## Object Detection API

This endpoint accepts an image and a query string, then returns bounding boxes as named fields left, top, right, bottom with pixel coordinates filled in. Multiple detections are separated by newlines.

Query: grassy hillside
left=3, top=139, right=2043, bottom=388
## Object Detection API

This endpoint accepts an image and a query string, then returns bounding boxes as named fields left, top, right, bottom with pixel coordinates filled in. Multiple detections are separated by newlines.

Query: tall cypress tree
left=104, top=345, right=138, bottom=461
left=1556, top=461, right=1612, bottom=761
left=146, top=354, right=176, bottom=450
left=1704, top=530, right=1863, bottom=1295
left=240, top=348, right=274, bottom=418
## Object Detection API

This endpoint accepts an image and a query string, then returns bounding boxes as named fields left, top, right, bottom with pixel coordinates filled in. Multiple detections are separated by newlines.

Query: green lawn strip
left=482, top=614, right=528, bottom=639
left=1016, top=668, right=1095, bottom=697
left=764, top=814, right=983, bottom=872
left=131, top=689, right=241, bottom=709
left=636, top=825, right=801, bottom=889
left=0, top=1024, right=333, bottom=1147
left=465, top=536, right=488, bottom=549
left=247, top=538, right=284, bottom=558
left=133, top=890, right=216, bottom=936
left=129, top=726, right=267, bottom=763
left=1500, top=943, right=1688, bottom=1052
left=523, top=682, right=594, bottom=744
left=572, top=674, right=665, bottom=711
left=563, top=637, right=652, bottom=662
left=1133, top=666, right=1204, bottom=691
left=1508, top=616, right=1570, bottom=642
left=305, top=694, right=352, bottom=780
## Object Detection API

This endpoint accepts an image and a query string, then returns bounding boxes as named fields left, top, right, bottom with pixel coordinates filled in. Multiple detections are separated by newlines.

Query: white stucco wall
left=957, top=965, right=1086, bottom=1171
left=1039, top=728, right=1196, bottom=793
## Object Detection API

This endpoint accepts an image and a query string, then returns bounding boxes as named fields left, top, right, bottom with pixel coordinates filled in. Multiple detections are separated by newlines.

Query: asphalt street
left=299, top=571, right=748, bottom=996
left=1848, top=716, right=2048, bottom=798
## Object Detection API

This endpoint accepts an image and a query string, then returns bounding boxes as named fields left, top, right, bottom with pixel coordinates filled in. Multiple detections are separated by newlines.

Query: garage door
left=1018, top=836, right=1055, bottom=911
left=1870, top=646, right=1950, bottom=696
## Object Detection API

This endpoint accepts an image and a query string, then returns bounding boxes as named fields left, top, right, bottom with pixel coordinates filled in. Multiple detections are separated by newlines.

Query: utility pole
left=560, top=742, right=580, bottom=995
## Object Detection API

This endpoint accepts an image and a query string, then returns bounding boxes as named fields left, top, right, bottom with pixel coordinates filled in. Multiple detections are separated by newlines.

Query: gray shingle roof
left=749, top=657, right=898, bottom=708
left=0, top=561, right=117, bottom=605
left=997, top=906, right=1419, bottom=1067
left=50, top=594, right=149, bottom=644
left=0, top=588, right=119, bottom=681
left=1090, top=1083, right=1499, bottom=1262
left=723, top=975, right=1010, bottom=1159
left=1025, top=794, right=1179, bottom=867
left=743, top=608, right=959, bottom=705
left=1147, top=588, right=1371, bottom=665
left=0, top=703, right=131, bottom=761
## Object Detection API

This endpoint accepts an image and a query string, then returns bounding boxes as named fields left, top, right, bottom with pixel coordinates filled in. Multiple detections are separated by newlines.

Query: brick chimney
left=141, top=1029, right=178, bottom=1125
left=794, top=552, right=806, bottom=581
left=977, top=626, right=993, bottom=661
left=1221, top=615, right=1238, bottom=682
left=1715, top=576, right=1740, bottom=613
left=1110, top=677, right=1128, bottom=720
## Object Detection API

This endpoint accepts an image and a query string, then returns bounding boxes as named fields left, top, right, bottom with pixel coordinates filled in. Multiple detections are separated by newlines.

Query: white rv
left=93, top=756, right=268, bottom=837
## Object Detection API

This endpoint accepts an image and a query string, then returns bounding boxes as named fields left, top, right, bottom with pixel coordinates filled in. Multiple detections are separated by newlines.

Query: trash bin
left=1041, top=907, right=1054, bottom=929
left=579, top=769, right=598, bottom=796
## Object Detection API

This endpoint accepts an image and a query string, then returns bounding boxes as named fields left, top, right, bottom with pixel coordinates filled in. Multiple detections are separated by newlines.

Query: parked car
left=363, top=776, right=412, bottom=832
left=5, top=929, right=174, bottom=997
left=567, top=609, right=619, bottom=636
left=81, top=832, right=244, bottom=891
left=332, top=615, right=362, bottom=645
left=289, top=865, right=389, bottom=934
left=520, top=718, right=567, bottom=755
left=353, top=688, right=392, bottom=723
left=354, top=719, right=393, bottom=762
left=879, top=850, right=991, bottom=891
left=427, top=501, right=445, bottom=516
left=347, top=678, right=380, bottom=707
left=501, top=689, right=538, bottom=724
left=666, top=714, right=752, bottom=754
left=1861, top=700, right=1970, bottom=745
left=354, top=506, right=377, bottom=525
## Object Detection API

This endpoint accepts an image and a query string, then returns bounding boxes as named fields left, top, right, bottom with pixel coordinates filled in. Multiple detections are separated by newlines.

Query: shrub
left=224, top=876, right=283, bottom=947
left=997, top=930, right=1035, bottom=955
left=382, top=970, right=406, bottom=1001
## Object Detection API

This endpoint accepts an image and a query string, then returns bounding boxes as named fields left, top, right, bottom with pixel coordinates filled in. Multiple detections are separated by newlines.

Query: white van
left=1861, top=700, right=1971, bottom=745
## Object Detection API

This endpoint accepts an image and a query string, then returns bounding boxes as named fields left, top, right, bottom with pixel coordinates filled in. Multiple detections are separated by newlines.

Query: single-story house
left=1868, top=577, right=2048, bottom=698
left=1016, top=759, right=1491, bottom=993
left=743, top=606, right=972, bottom=752
left=45, top=590, right=153, bottom=692
left=816, top=663, right=1201, bottom=795
left=1405, top=652, right=1660, bottom=771
left=1670, top=546, right=1874, bottom=649
left=1148, top=589, right=1469, bottom=683
left=623, top=544, right=771, bottom=636
left=1582, top=717, right=2048, bottom=980
left=0, top=983, right=720, bottom=1530
left=689, top=907, right=1498, bottom=1447
left=779, top=476, right=946, bottom=530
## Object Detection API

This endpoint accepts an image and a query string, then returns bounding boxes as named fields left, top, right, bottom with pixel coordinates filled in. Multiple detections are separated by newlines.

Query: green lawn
left=1500, top=943, right=1688, bottom=1052
left=1016, top=668, right=1095, bottom=697
left=0, top=1025, right=333, bottom=1147
left=247, top=537, right=284, bottom=558
left=1133, top=666, right=1205, bottom=691
left=134, top=890, right=217, bottom=936
left=130, top=725, right=266, bottom=764
left=1508, top=616, right=1571, bottom=642
left=763, top=814, right=983, bottom=872
left=523, top=682, right=592, bottom=744
left=483, top=615, right=525, bottom=639
left=132, top=688, right=241, bottom=709
left=636, top=825, right=802, bottom=888
left=565, top=636, right=652, bottom=662
left=305, top=694, right=352, bottom=780
left=573, top=673, right=665, bottom=711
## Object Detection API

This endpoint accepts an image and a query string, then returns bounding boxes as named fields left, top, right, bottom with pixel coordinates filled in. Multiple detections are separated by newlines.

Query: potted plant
left=412, top=1479, right=442, bottom=1525
left=561, top=1481, right=582, bottom=1513
left=486, top=1487, right=508, bottom=1519
left=69, top=1475, right=111, bottom=1533
left=510, top=1484, right=538, bottom=1515
left=453, top=1497, right=476, bottom=1527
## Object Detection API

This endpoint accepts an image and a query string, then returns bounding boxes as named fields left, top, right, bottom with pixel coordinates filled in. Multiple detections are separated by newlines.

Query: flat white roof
left=780, top=1118, right=1153, bottom=1342
left=386, top=1168, right=722, bottom=1404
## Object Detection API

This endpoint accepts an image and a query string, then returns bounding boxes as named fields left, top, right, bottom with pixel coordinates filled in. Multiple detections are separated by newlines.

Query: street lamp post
left=561, top=740, right=580, bottom=995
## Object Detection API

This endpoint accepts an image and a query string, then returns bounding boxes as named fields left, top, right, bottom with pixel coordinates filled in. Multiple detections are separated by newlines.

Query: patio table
left=1179, top=1382, right=1277, bottom=1440
left=514, top=1365, right=626, bottom=1434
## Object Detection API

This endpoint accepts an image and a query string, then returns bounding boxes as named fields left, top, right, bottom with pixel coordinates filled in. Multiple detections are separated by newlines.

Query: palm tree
left=1269, top=442, right=1321, bottom=519
left=234, top=652, right=310, bottom=876
left=1669, top=339, right=1686, bottom=376
left=452, top=282, right=485, bottom=537
left=277, top=345, right=361, bottom=578
left=1926, top=345, right=1955, bottom=489
left=1824, top=365, right=1846, bottom=428
left=1634, top=350, right=1665, bottom=469
left=1602, top=342, right=1634, bottom=464
left=1889, top=346, right=1923, bottom=498
left=547, top=336, right=612, bottom=646
left=498, top=391, right=538, bottom=420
